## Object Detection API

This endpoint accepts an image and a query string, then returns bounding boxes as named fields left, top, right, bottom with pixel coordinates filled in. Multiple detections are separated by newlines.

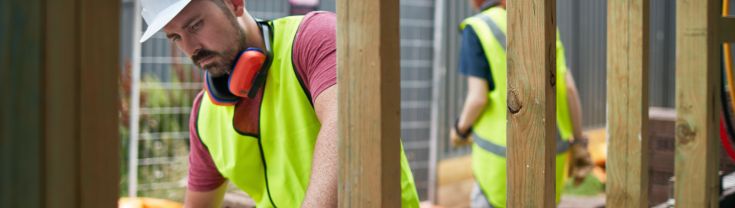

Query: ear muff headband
left=243, top=21, right=274, bottom=98
left=205, top=72, right=239, bottom=105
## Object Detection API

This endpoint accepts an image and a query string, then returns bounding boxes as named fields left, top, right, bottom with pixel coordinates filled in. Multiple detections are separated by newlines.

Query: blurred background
left=117, top=0, right=692, bottom=207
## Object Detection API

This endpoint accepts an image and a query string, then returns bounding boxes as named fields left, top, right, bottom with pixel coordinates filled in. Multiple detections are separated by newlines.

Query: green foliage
left=563, top=174, right=605, bottom=196
left=120, top=61, right=202, bottom=202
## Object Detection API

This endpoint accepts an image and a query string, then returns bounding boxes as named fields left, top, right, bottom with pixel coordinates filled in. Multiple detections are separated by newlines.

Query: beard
left=192, top=45, right=241, bottom=77
left=191, top=11, right=247, bottom=78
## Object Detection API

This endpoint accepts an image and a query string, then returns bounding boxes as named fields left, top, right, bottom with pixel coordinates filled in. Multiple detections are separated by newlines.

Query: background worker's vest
left=459, top=7, right=574, bottom=208
left=196, top=16, right=420, bottom=207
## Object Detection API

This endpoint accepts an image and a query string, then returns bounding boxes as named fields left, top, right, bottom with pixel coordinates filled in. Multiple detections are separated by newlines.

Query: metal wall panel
left=247, top=0, right=289, bottom=19
left=399, top=0, right=437, bottom=200
left=557, top=0, right=609, bottom=128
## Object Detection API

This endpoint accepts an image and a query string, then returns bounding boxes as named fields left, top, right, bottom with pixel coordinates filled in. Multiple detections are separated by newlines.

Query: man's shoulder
left=188, top=90, right=206, bottom=130
left=292, top=11, right=336, bottom=50
left=192, top=90, right=205, bottom=110
left=296, top=11, right=336, bottom=35
left=301, top=11, right=336, bottom=24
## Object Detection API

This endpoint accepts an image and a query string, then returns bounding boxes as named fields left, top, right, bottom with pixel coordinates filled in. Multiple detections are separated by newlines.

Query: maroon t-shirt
left=187, top=11, right=337, bottom=191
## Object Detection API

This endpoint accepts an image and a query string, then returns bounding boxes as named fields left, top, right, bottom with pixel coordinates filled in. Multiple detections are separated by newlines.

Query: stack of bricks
left=647, top=107, right=735, bottom=206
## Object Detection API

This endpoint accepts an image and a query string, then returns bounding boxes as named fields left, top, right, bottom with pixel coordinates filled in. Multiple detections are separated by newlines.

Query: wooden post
left=506, top=0, right=557, bottom=207
left=78, top=0, right=120, bottom=206
left=675, top=0, right=720, bottom=207
left=606, top=0, right=650, bottom=207
left=337, top=0, right=401, bottom=207
left=721, top=17, right=735, bottom=42
left=1, top=0, right=119, bottom=207
left=0, top=0, right=44, bottom=206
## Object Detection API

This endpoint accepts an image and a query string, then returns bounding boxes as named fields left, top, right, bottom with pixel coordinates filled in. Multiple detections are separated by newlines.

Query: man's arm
left=564, top=72, right=594, bottom=181
left=291, top=12, right=338, bottom=207
left=184, top=182, right=227, bottom=208
left=565, top=72, right=584, bottom=140
left=451, top=25, right=492, bottom=146
left=452, top=76, right=489, bottom=146
left=301, top=85, right=338, bottom=208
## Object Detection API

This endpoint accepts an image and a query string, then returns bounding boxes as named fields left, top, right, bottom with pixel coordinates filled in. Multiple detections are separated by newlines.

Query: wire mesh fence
left=120, top=26, right=202, bottom=200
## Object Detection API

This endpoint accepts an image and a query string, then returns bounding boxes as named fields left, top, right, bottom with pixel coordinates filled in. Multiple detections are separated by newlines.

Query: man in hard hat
left=138, top=0, right=420, bottom=207
left=449, top=0, right=590, bottom=207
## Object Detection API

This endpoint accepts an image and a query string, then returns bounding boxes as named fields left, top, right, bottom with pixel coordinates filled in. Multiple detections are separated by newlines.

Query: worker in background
left=138, top=0, right=420, bottom=207
left=449, top=0, right=591, bottom=207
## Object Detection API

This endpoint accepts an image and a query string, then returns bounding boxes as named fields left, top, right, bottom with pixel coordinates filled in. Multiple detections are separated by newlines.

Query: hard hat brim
left=140, top=0, right=192, bottom=43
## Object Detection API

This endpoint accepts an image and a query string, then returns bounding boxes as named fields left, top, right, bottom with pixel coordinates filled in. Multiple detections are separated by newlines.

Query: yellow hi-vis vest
left=459, top=6, right=574, bottom=208
left=196, top=16, right=420, bottom=207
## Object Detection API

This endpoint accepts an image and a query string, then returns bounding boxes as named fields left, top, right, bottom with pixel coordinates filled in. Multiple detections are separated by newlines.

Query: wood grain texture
left=0, top=0, right=44, bottom=207
left=675, top=0, right=720, bottom=207
left=1, top=0, right=119, bottom=207
left=337, top=0, right=401, bottom=207
left=78, top=0, right=120, bottom=207
left=606, top=0, right=650, bottom=207
left=45, top=0, right=81, bottom=207
left=506, top=0, right=557, bottom=207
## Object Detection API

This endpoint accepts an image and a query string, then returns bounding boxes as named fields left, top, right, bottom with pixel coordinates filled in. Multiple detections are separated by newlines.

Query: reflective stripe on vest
left=476, top=13, right=506, bottom=51
left=472, top=133, right=571, bottom=157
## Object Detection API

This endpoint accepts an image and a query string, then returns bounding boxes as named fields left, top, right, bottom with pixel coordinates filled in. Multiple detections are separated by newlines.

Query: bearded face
left=163, top=0, right=247, bottom=77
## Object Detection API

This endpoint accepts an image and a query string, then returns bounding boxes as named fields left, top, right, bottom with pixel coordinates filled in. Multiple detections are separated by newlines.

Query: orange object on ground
left=118, top=197, right=182, bottom=208
left=585, top=128, right=607, bottom=167
left=584, top=128, right=607, bottom=183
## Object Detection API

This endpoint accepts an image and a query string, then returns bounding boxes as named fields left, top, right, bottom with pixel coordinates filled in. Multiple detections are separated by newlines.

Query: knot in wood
left=676, top=122, right=696, bottom=145
left=508, top=90, right=522, bottom=114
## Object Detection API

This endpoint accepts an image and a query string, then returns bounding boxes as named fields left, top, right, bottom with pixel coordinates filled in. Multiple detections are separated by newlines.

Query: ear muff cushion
left=229, top=48, right=267, bottom=97
left=205, top=72, right=239, bottom=106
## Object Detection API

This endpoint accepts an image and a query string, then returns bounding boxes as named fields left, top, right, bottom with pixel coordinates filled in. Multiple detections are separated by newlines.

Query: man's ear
left=228, top=0, right=245, bottom=17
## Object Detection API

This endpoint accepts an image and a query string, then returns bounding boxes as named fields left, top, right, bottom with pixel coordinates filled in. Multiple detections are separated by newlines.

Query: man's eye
left=190, top=20, right=203, bottom=32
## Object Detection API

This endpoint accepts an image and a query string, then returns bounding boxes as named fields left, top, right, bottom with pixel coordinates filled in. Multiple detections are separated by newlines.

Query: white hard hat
left=140, top=0, right=192, bottom=42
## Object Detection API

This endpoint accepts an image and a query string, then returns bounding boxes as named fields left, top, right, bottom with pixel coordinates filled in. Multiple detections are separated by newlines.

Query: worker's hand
left=569, top=134, right=593, bottom=185
left=450, top=127, right=473, bottom=147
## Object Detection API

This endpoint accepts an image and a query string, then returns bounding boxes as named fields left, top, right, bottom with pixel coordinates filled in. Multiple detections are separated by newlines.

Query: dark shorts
left=471, top=183, right=493, bottom=208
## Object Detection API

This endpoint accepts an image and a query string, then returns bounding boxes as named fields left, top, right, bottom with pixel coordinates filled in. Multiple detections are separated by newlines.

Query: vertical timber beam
left=675, top=0, right=721, bottom=207
left=78, top=0, right=120, bottom=206
left=506, top=0, right=557, bottom=207
left=0, top=0, right=44, bottom=206
left=45, top=0, right=80, bottom=206
left=337, top=0, right=401, bottom=207
left=606, top=0, right=650, bottom=207
left=1, top=0, right=119, bottom=207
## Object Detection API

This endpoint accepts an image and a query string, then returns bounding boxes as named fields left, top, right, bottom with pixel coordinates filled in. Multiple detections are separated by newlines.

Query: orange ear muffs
left=229, top=48, right=267, bottom=98
left=204, top=48, right=268, bottom=106
left=204, top=21, right=273, bottom=106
